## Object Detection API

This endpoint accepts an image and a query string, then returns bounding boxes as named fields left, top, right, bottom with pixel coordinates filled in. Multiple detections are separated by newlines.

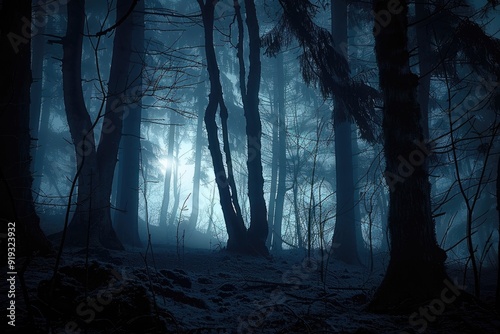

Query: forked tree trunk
left=368, top=0, right=448, bottom=312
left=64, top=0, right=136, bottom=250
left=198, top=0, right=247, bottom=252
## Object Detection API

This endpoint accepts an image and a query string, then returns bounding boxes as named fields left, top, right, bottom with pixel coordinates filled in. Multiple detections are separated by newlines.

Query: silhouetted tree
left=61, top=0, right=138, bottom=249
left=368, top=0, right=448, bottom=311
left=114, top=0, right=144, bottom=247
left=0, top=0, right=52, bottom=255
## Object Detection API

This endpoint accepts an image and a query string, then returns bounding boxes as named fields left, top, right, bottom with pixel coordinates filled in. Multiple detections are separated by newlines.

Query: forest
left=1, top=0, right=500, bottom=333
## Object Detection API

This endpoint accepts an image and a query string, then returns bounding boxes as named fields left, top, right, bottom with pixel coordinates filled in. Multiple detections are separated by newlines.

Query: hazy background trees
left=17, top=0, right=499, bottom=307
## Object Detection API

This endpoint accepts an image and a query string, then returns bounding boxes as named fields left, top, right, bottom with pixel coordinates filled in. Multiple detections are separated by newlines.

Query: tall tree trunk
left=198, top=0, right=247, bottom=252
left=368, top=0, right=448, bottom=312
left=0, top=0, right=52, bottom=256
left=416, top=1, right=431, bottom=140
left=64, top=0, right=136, bottom=250
left=293, top=165, right=303, bottom=249
left=114, top=0, right=144, bottom=247
left=272, top=52, right=286, bottom=252
left=240, top=0, right=269, bottom=255
left=496, top=154, right=500, bottom=309
left=187, top=72, right=207, bottom=231
left=267, top=112, right=278, bottom=249
left=159, top=113, right=176, bottom=226
left=168, top=144, right=181, bottom=226
left=29, top=7, right=46, bottom=191
left=32, top=57, right=54, bottom=194
left=331, top=0, right=360, bottom=265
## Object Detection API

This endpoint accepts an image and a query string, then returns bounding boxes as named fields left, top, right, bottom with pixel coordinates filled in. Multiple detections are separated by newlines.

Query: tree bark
left=187, top=72, right=207, bottom=231
left=368, top=0, right=448, bottom=312
left=272, top=52, right=287, bottom=252
left=159, top=113, right=176, bottom=226
left=63, top=0, right=136, bottom=250
left=0, top=0, right=52, bottom=256
left=241, top=0, right=269, bottom=255
left=29, top=8, right=46, bottom=192
left=114, top=0, right=144, bottom=247
left=331, top=0, right=360, bottom=265
left=198, top=0, right=247, bottom=252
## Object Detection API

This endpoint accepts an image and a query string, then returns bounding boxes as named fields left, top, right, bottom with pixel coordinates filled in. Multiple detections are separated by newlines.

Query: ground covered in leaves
left=2, top=245, right=500, bottom=333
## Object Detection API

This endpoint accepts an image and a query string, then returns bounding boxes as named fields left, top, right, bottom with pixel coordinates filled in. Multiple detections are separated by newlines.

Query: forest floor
left=2, top=244, right=500, bottom=333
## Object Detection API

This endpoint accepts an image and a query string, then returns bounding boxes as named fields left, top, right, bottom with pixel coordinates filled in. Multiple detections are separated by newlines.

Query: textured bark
left=0, top=0, right=52, bottom=256
left=368, top=0, right=448, bottom=312
left=114, top=0, right=144, bottom=247
left=331, top=0, right=360, bottom=265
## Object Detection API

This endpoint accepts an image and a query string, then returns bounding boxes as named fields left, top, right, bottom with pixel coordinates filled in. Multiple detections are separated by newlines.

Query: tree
left=114, top=0, right=144, bottom=247
left=197, top=0, right=248, bottom=253
left=331, top=0, right=361, bottom=265
left=0, top=0, right=52, bottom=255
left=234, top=0, right=269, bottom=255
left=61, top=0, right=138, bottom=249
left=271, top=53, right=287, bottom=252
left=159, top=111, right=178, bottom=227
left=368, top=0, right=449, bottom=311
left=197, top=0, right=269, bottom=255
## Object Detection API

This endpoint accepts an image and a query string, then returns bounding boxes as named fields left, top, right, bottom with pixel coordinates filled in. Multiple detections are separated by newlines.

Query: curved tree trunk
left=64, top=0, right=136, bottom=250
left=368, top=0, right=448, bottom=312
left=198, top=0, right=247, bottom=252
left=0, top=0, right=52, bottom=256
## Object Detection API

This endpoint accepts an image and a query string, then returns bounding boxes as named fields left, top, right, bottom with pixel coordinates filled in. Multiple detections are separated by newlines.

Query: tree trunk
left=416, top=1, right=431, bottom=140
left=267, top=112, right=278, bottom=249
left=496, top=154, right=500, bottom=309
left=159, top=113, right=176, bottom=226
left=368, top=0, right=448, bottom=312
left=198, top=0, right=247, bottom=252
left=32, top=57, right=54, bottom=194
left=0, top=0, right=52, bottom=256
left=331, top=0, right=360, bottom=265
left=272, top=52, right=287, bottom=252
left=187, top=72, right=207, bottom=231
left=114, top=0, right=144, bottom=247
left=29, top=9, right=46, bottom=191
left=168, top=145, right=181, bottom=226
left=64, top=0, right=135, bottom=250
left=241, top=0, right=269, bottom=256
left=293, top=166, right=303, bottom=249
